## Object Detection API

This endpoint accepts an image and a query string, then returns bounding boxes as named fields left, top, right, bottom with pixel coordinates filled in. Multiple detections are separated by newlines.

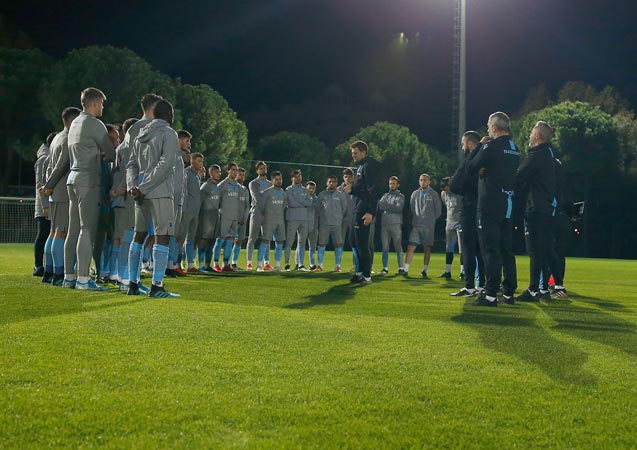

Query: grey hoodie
left=249, top=177, right=273, bottom=214
left=66, top=112, right=115, bottom=188
left=285, top=183, right=313, bottom=221
left=44, top=129, right=71, bottom=203
left=260, top=186, right=287, bottom=223
left=410, top=187, right=441, bottom=227
left=317, top=189, right=349, bottom=226
left=127, top=119, right=178, bottom=199
left=200, top=179, right=221, bottom=211
left=441, top=190, right=463, bottom=230
left=123, top=117, right=152, bottom=190
left=182, top=167, right=201, bottom=215
left=34, top=143, right=50, bottom=218
left=378, top=190, right=405, bottom=226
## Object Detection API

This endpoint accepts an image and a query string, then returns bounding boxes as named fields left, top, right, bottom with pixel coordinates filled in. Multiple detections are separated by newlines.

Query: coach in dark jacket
left=514, top=121, right=557, bottom=301
left=466, top=112, right=520, bottom=306
left=449, top=131, right=485, bottom=297
left=347, top=140, right=381, bottom=285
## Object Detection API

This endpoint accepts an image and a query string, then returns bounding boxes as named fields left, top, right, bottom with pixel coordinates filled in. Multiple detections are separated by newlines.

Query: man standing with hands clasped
left=466, top=112, right=520, bottom=306
left=345, top=141, right=380, bottom=285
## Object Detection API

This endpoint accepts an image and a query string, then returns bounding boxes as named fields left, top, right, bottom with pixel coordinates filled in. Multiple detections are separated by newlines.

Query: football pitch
left=1, top=243, right=636, bottom=449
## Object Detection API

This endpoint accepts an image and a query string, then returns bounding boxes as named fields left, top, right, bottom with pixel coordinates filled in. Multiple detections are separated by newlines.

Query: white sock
left=445, top=264, right=451, bottom=272
left=404, top=263, right=410, bottom=272
left=78, top=276, right=89, bottom=284
left=423, top=264, right=429, bottom=272
left=65, top=274, right=76, bottom=281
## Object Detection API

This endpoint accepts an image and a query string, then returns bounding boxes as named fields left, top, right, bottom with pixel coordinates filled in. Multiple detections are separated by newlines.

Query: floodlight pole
left=451, top=0, right=466, bottom=159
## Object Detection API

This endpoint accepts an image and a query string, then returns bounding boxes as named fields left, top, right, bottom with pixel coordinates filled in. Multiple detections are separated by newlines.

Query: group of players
left=32, top=88, right=567, bottom=303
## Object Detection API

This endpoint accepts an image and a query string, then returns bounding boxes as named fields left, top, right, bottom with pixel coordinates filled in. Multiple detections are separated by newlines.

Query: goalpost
left=0, top=197, right=38, bottom=244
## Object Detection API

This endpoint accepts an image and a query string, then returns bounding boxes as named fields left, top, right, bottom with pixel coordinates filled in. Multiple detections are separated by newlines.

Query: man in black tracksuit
left=515, top=121, right=557, bottom=302
left=347, top=140, right=381, bottom=285
left=466, top=112, right=520, bottom=306
left=449, top=131, right=485, bottom=297
left=548, top=157, right=569, bottom=299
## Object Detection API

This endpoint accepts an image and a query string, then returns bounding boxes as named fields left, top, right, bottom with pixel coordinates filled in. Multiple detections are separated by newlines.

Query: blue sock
left=335, top=247, right=343, bottom=266
left=233, top=243, right=241, bottom=263
left=382, top=250, right=389, bottom=268
left=101, top=239, right=112, bottom=275
left=52, top=237, right=65, bottom=275
left=119, top=230, right=134, bottom=282
left=352, top=247, right=360, bottom=272
left=309, top=247, right=316, bottom=265
left=109, top=245, right=120, bottom=279
left=223, top=239, right=234, bottom=264
left=297, top=247, right=305, bottom=266
left=213, top=239, right=224, bottom=263
left=257, top=242, right=267, bottom=264
left=152, top=244, right=169, bottom=286
left=198, top=247, right=207, bottom=267
left=186, top=240, right=196, bottom=264
left=44, top=237, right=53, bottom=273
left=275, top=243, right=283, bottom=264
left=318, top=247, right=326, bottom=266
left=397, top=251, right=403, bottom=268
left=143, top=247, right=152, bottom=264
left=128, top=242, right=143, bottom=283
left=168, top=236, right=177, bottom=265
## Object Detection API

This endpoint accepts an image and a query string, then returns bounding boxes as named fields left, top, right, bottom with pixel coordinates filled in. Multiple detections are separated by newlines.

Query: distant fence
left=0, top=197, right=37, bottom=243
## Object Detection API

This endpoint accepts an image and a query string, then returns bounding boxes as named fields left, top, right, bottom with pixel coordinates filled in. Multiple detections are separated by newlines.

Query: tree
left=517, top=84, right=552, bottom=116
left=333, top=122, right=452, bottom=188
left=0, top=48, right=53, bottom=191
left=252, top=131, right=330, bottom=182
left=613, top=110, right=637, bottom=174
left=557, top=81, right=629, bottom=115
left=513, top=101, right=619, bottom=178
left=175, top=82, right=248, bottom=163
left=39, top=46, right=176, bottom=127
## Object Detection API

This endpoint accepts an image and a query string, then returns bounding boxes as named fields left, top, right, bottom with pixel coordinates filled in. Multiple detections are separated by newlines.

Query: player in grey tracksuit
left=403, top=174, right=441, bottom=278
left=65, top=88, right=115, bottom=291
left=300, top=181, right=320, bottom=269
left=440, top=179, right=464, bottom=279
left=166, top=129, right=190, bottom=277
left=232, top=167, right=251, bottom=268
left=177, top=152, right=203, bottom=271
left=284, top=169, right=313, bottom=271
left=213, top=163, right=242, bottom=271
left=246, top=161, right=272, bottom=269
left=377, top=176, right=405, bottom=275
left=258, top=171, right=287, bottom=270
left=198, top=164, right=222, bottom=270
left=109, top=119, right=139, bottom=289
left=125, top=99, right=179, bottom=298
left=315, top=176, right=349, bottom=271
left=33, top=135, right=53, bottom=279
left=41, top=108, right=82, bottom=286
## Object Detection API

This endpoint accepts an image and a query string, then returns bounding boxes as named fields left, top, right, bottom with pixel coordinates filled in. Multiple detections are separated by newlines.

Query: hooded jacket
left=410, top=187, right=441, bottom=227
left=34, top=143, right=50, bottom=218
left=127, top=119, right=178, bottom=199
left=514, top=142, right=557, bottom=217
left=44, top=129, right=71, bottom=204
left=466, top=135, right=520, bottom=220
left=317, top=188, right=349, bottom=226
left=66, top=112, right=115, bottom=188
left=378, top=190, right=405, bottom=226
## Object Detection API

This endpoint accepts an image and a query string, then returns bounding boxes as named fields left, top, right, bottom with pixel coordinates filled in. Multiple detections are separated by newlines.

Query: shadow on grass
left=284, top=277, right=390, bottom=309
left=0, top=283, right=148, bottom=326
left=542, top=291, right=637, bottom=357
left=452, top=304, right=596, bottom=386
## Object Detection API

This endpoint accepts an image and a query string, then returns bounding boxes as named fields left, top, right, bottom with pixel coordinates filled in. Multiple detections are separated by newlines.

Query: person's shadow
left=452, top=299, right=596, bottom=386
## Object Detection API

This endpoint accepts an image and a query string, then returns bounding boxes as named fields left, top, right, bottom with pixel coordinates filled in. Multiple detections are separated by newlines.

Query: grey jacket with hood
left=126, top=119, right=178, bottom=199
left=66, top=112, right=115, bottom=188
left=410, top=187, right=441, bottom=228
left=34, top=143, right=50, bottom=218
left=43, top=129, right=71, bottom=203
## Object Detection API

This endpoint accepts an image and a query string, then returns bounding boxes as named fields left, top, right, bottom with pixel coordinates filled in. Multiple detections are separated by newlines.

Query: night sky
left=4, top=0, right=637, bottom=149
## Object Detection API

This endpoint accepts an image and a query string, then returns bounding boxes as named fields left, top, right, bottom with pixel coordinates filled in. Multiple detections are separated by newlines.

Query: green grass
left=1, top=243, right=636, bottom=449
